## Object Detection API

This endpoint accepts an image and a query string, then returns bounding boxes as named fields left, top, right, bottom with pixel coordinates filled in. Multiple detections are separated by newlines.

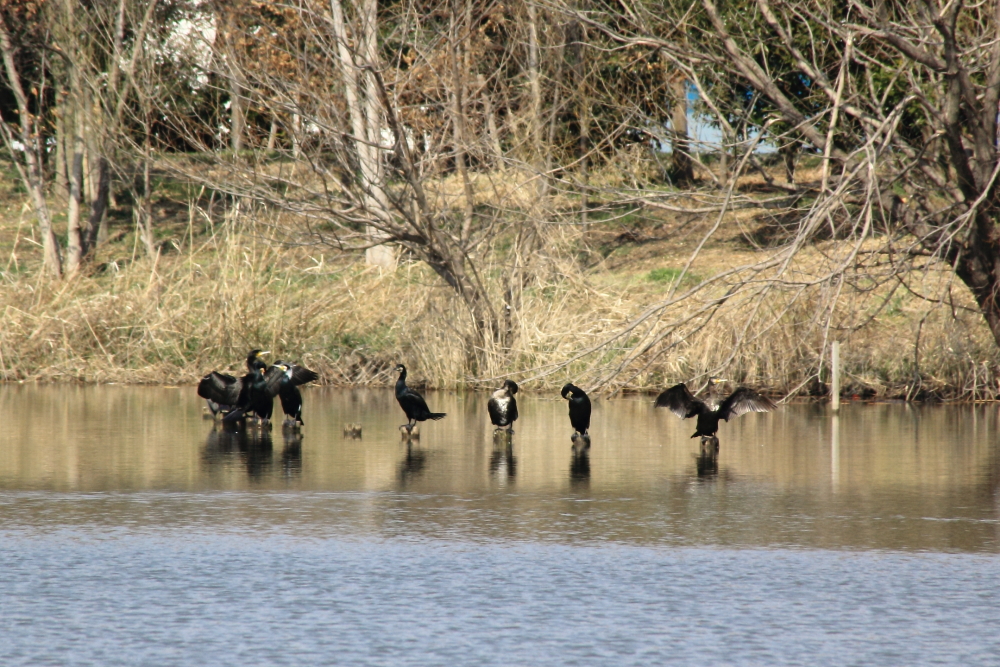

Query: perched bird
left=394, top=364, right=446, bottom=434
left=199, top=352, right=317, bottom=427
left=233, top=359, right=318, bottom=426
left=561, top=383, right=591, bottom=441
left=487, top=379, right=519, bottom=432
left=245, top=361, right=276, bottom=423
left=197, top=349, right=270, bottom=420
left=270, top=360, right=319, bottom=427
left=655, top=377, right=776, bottom=446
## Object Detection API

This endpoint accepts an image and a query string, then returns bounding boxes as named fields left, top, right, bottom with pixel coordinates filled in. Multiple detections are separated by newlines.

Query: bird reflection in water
left=281, top=429, right=303, bottom=479
left=489, top=430, right=517, bottom=484
left=202, top=423, right=274, bottom=479
left=570, top=439, right=591, bottom=488
left=694, top=450, right=719, bottom=478
left=398, top=441, right=427, bottom=487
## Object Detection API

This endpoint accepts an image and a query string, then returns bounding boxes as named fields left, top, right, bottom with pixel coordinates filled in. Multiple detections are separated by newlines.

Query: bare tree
left=0, top=0, right=164, bottom=277
left=503, top=0, right=1000, bottom=393
left=0, top=5, right=63, bottom=277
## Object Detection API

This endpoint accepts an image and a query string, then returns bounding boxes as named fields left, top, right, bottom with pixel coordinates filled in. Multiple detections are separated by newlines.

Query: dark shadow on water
left=281, top=429, right=303, bottom=479
left=570, top=448, right=591, bottom=489
left=398, top=441, right=427, bottom=487
left=202, top=424, right=274, bottom=480
left=695, top=451, right=719, bottom=479
left=570, top=432, right=591, bottom=488
left=489, top=431, right=517, bottom=482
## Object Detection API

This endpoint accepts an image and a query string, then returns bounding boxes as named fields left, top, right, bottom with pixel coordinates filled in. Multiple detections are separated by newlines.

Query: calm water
left=1, top=385, right=998, bottom=665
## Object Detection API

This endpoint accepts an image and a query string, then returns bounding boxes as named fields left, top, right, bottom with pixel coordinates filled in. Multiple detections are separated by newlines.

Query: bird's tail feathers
left=428, top=412, right=447, bottom=420
left=223, top=407, right=248, bottom=422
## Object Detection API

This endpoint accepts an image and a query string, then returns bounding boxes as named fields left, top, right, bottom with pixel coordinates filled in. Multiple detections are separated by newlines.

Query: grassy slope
left=0, top=159, right=997, bottom=399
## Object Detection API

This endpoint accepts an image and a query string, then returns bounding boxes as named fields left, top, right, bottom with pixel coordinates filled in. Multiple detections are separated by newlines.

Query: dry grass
left=1, top=160, right=998, bottom=399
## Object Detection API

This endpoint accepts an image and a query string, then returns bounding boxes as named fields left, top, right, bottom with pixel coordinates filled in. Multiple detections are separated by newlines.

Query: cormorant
left=245, top=361, right=276, bottom=423
left=199, top=352, right=317, bottom=427
left=394, top=364, right=446, bottom=433
left=197, top=349, right=270, bottom=419
left=655, top=377, right=776, bottom=445
left=487, top=379, right=519, bottom=432
left=232, top=359, right=318, bottom=425
left=561, top=383, right=591, bottom=441
left=270, top=360, right=319, bottom=427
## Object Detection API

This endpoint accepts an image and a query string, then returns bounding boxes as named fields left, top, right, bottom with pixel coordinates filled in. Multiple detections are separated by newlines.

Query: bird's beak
left=259, top=351, right=270, bottom=358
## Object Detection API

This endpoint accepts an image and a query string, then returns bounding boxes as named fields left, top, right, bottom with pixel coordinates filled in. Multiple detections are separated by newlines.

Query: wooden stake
left=831, top=340, right=841, bottom=412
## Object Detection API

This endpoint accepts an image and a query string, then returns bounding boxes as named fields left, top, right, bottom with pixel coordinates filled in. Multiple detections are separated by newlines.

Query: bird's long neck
left=395, top=368, right=407, bottom=393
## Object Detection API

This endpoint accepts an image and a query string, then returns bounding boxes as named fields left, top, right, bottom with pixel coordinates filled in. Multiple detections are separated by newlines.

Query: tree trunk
left=266, top=117, right=278, bottom=151
left=480, top=75, right=504, bottom=171
left=565, top=19, right=589, bottom=222
left=87, top=155, right=111, bottom=251
left=230, top=75, right=244, bottom=155
left=54, top=103, right=69, bottom=204
left=331, top=0, right=395, bottom=268
left=450, top=0, right=475, bottom=244
left=779, top=140, right=798, bottom=184
left=140, top=143, right=156, bottom=258
left=65, top=79, right=86, bottom=272
left=669, top=74, right=693, bottom=185
left=291, top=111, right=301, bottom=158
left=359, top=0, right=395, bottom=268
left=957, top=263, right=1000, bottom=350
left=526, top=1, right=547, bottom=196
left=0, top=15, right=63, bottom=278
left=137, top=104, right=156, bottom=259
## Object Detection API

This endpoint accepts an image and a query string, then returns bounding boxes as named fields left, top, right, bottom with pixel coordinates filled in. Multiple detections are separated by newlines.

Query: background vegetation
left=2, top=0, right=999, bottom=399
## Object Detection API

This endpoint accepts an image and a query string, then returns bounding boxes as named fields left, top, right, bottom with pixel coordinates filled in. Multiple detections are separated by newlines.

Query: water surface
left=1, top=385, right=998, bottom=665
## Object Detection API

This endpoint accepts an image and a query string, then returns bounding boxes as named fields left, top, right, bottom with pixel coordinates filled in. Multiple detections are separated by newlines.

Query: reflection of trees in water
left=281, top=430, right=303, bottom=479
left=398, top=442, right=427, bottom=487
left=202, top=424, right=274, bottom=479
left=489, top=431, right=516, bottom=483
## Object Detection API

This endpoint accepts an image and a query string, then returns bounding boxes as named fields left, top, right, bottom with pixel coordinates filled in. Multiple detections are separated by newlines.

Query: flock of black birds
left=198, top=352, right=778, bottom=453
left=197, top=349, right=319, bottom=428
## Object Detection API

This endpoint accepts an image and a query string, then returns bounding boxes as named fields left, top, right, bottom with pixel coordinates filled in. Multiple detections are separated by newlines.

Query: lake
left=1, top=384, right=998, bottom=665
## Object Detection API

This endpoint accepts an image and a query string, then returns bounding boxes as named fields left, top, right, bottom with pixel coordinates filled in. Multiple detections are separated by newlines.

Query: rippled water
left=1, top=385, right=998, bottom=665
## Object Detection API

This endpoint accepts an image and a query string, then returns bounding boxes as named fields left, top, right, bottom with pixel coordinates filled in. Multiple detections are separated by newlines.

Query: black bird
left=655, top=377, right=776, bottom=446
left=487, top=379, right=519, bottom=432
left=197, top=349, right=270, bottom=419
left=560, top=383, right=591, bottom=442
left=244, top=361, right=277, bottom=423
left=233, top=359, right=318, bottom=425
left=394, top=364, right=446, bottom=433
left=270, top=360, right=320, bottom=427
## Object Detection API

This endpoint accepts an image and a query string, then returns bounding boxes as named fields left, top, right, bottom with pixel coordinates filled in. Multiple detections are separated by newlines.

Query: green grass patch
left=646, top=267, right=700, bottom=286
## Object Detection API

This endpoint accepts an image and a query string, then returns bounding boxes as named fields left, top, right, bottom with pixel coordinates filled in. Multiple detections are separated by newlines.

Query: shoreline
left=1, top=379, right=991, bottom=404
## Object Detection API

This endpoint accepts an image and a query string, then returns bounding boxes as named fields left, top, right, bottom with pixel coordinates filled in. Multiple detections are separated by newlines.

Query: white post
left=831, top=340, right=840, bottom=412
